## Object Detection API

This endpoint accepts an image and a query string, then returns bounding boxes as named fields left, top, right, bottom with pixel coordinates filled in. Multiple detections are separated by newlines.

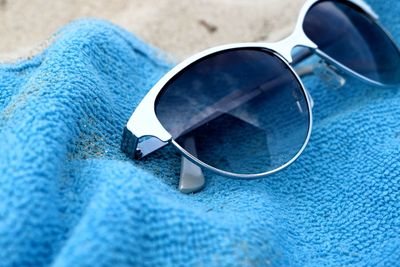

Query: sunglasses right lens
left=155, top=48, right=311, bottom=175
left=303, top=0, right=400, bottom=85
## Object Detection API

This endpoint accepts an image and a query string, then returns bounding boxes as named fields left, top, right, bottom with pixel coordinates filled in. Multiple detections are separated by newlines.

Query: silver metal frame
left=123, top=0, right=400, bottom=181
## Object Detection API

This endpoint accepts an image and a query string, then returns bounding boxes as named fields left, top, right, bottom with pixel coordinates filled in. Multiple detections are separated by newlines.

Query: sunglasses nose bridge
left=269, top=30, right=317, bottom=64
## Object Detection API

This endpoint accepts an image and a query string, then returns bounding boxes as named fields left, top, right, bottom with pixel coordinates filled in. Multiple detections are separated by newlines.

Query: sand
left=0, top=0, right=306, bottom=61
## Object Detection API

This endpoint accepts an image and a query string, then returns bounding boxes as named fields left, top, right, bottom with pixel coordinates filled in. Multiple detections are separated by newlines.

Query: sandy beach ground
left=0, top=0, right=306, bottom=61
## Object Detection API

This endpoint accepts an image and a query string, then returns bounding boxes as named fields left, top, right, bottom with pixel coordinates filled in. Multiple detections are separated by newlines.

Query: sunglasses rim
left=168, top=48, right=314, bottom=178
left=123, top=0, right=399, bottom=179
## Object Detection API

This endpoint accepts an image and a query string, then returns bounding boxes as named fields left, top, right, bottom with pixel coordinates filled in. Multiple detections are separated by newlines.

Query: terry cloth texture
left=0, top=1, right=399, bottom=266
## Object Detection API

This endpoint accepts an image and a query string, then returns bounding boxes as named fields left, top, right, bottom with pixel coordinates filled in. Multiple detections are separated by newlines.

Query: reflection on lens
left=303, top=0, right=400, bottom=85
left=155, top=48, right=310, bottom=175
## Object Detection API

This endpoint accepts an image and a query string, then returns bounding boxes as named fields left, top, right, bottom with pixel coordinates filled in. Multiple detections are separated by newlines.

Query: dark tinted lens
left=155, top=48, right=310, bottom=175
left=303, top=0, right=400, bottom=85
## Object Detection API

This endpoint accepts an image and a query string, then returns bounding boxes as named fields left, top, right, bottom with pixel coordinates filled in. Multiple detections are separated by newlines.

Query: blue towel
left=0, top=1, right=399, bottom=266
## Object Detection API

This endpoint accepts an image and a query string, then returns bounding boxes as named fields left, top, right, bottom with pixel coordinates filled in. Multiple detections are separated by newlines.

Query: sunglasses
left=122, top=0, right=400, bottom=193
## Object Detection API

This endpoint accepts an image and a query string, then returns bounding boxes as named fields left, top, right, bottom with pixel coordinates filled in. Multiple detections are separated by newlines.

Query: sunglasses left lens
left=155, top=48, right=311, bottom=176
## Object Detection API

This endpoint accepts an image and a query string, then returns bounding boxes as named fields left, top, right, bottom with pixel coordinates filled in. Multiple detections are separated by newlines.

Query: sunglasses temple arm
left=179, top=137, right=205, bottom=194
